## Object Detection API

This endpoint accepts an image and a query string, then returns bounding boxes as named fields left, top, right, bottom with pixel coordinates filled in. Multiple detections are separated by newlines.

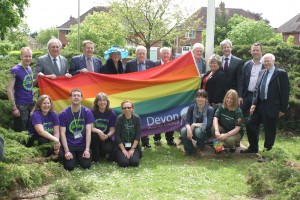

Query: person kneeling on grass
left=181, top=90, right=214, bottom=156
left=59, top=89, right=94, bottom=171
left=212, top=89, right=244, bottom=153
left=27, top=95, right=61, bottom=156
left=114, top=100, right=142, bottom=167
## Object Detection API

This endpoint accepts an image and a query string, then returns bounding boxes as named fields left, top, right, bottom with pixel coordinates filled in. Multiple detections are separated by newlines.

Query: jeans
left=181, top=127, right=206, bottom=154
left=13, top=104, right=33, bottom=132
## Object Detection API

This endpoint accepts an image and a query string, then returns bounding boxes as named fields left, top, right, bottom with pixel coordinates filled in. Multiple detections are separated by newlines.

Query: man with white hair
left=241, top=53, right=290, bottom=162
left=153, top=47, right=177, bottom=146
left=124, top=45, right=156, bottom=148
left=192, top=43, right=206, bottom=75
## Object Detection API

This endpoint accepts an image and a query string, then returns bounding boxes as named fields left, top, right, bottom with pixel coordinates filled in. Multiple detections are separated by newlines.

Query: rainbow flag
left=38, top=52, right=200, bottom=136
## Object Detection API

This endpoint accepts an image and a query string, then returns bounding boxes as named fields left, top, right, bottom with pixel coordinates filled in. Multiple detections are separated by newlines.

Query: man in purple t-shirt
left=59, top=88, right=94, bottom=171
left=7, top=47, right=34, bottom=132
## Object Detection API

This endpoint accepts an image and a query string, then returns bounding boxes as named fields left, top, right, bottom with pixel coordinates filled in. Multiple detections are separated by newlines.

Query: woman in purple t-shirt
left=91, top=92, right=117, bottom=162
left=27, top=95, right=60, bottom=155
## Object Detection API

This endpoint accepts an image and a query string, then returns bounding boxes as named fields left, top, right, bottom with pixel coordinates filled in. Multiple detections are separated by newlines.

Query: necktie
left=86, top=58, right=93, bottom=72
left=224, top=57, right=229, bottom=72
left=138, top=63, right=144, bottom=71
left=53, top=58, right=60, bottom=73
left=260, top=70, right=269, bottom=100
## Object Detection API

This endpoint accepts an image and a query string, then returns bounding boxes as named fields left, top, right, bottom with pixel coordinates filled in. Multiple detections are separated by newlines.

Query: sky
left=25, top=0, right=300, bottom=33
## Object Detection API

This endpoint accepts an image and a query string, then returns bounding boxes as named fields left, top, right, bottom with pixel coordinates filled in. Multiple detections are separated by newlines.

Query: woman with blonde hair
left=27, top=95, right=60, bottom=155
left=212, top=89, right=244, bottom=152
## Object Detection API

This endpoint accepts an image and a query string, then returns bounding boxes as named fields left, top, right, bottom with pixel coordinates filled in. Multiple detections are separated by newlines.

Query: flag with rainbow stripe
left=38, top=52, right=200, bottom=136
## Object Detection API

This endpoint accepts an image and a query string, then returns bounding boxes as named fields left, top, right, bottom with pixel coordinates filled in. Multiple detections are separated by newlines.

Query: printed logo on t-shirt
left=43, top=122, right=53, bottom=134
left=94, top=118, right=108, bottom=132
left=69, top=119, right=84, bottom=137
left=23, top=74, right=33, bottom=91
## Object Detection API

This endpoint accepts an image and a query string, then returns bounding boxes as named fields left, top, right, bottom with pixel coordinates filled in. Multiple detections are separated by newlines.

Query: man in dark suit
left=153, top=47, right=176, bottom=146
left=192, top=43, right=206, bottom=76
left=34, top=38, right=72, bottom=86
left=238, top=43, right=264, bottom=115
left=241, top=53, right=290, bottom=160
left=220, top=39, right=243, bottom=91
left=69, top=40, right=102, bottom=75
left=124, top=45, right=155, bottom=148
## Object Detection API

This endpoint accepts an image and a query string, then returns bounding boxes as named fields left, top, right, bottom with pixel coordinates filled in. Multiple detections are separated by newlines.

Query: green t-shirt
left=215, top=105, right=243, bottom=134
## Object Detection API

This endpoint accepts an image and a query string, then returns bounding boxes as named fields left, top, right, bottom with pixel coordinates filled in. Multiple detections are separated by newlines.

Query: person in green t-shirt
left=212, top=89, right=244, bottom=152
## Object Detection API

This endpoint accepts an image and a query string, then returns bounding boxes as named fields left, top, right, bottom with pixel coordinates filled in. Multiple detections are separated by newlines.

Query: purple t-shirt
left=59, top=106, right=94, bottom=148
left=10, top=64, right=33, bottom=104
left=92, top=110, right=117, bottom=135
left=28, top=110, right=59, bottom=136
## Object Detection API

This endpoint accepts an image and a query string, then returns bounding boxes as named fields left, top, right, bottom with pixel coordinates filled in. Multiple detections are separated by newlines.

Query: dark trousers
left=115, top=148, right=140, bottom=167
left=90, top=133, right=114, bottom=162
left=154, top=131, right=174, bottom=142
left=246, top=101, right=277, bottom=151
left=240, top=91, right=254, bottom=116
left=0, top=136, right=4, bottom=161
left=13, top=104, right=33, bottom=132
left=141, top=136, right=149, bottom=145
left=63, top=146, right=91, bottom=171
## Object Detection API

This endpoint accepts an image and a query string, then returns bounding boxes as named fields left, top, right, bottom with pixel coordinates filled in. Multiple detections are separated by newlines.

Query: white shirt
left=248, top=60, right=263, bottom=92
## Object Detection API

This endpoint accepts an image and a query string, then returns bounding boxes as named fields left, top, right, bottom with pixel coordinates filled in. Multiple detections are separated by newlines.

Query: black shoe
left=229, top=148, right=236, bottom=153
left=167, top=141, right=177, bottom=146
left=154, top=140, right=161, bottom=145
left=143, top=143, right=151, bottom=148
left=205, top=140, right=213, bottom=145
left=257, top=156, right=266, bottom=162
left=240, top=148, right=258, bottom=153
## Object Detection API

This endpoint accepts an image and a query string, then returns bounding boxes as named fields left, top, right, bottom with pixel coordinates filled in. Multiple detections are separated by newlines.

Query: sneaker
left=154, top=140, right=161, bottom=145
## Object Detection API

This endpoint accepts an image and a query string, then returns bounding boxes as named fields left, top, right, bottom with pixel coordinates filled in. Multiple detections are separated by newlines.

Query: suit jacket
left=222, top=55, right=243, bottom=91
left=238, top=60, right=264, bottom=98
left=201, top=68, right=227, bottom=105
left=34, top=53, right=67, bottom=80
left=196, top=57, right=206, bottom=74
left=69, top=54, right=102, bottom=75
left=125, top=59, right=155, bottom=73
left=100, top=59, right=124, bottom=74
left=252, top=67, right=290, bottom=118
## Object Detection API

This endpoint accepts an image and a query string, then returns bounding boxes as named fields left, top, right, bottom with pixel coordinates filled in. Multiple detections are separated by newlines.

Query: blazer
left=222, top=55, right=243, bottom=91
left=34, top=53, right=68, bottom=80
left=125, top=59, right=155, bottom=73
left=69, top=54, right=102, bottom=75
left=201, top=68, right=227, bottom=105
left=196, top=57, right=206, bottom=74
left=100, top=58, right=124, bottom=74
left=238, top=60, right=264, bottom=98
left=252, top=67, right=290, bottom=118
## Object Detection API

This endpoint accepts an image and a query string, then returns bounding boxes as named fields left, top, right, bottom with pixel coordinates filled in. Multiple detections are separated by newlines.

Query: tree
left=0, top=0, right=29, bottom=40
left=5, top=21, right=30, bottom=50
left=35, top=27, right=59, bottom=48
left=110, top=0, right=196, bottom=57
left=227, top=16, right=277, bottom=45
left=65, top=12, right=126, bottom=58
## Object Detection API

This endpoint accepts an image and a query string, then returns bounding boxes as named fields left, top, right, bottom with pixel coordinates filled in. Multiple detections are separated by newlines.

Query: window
left=185, top=31, right=196, bottom=39
left=182, top=46, right=192, bottom=54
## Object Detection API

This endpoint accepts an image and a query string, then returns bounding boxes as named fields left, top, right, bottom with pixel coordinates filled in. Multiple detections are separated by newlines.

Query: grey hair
left=208, top=54, right=222, bottom=67
left=220, top=39, right=232, bottom=48
left=47, top=38, right=62, bottom=49
left=192, top=43, right=204, bottom=51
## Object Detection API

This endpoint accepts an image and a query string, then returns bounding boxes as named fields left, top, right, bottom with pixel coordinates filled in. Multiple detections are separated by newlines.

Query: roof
left=57, top=6, right=109, bottom=30
left=190, top=7, right=258, bottom=31
left=277, top=13, right=300, bottom=33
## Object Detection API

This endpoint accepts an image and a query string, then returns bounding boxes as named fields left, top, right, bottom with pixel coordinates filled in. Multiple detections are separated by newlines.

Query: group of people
left=181, top=40, right=290, bottom=162
left=6, top=37, right=289, bottom=170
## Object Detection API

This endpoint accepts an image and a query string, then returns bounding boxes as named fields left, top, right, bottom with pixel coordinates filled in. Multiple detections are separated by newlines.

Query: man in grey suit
left=192, top=43, right=206, bottom=76
left=220, top=39, right=243, bottom=91
left=69, top=40, right=102, bottom=76
left=124, top=45, right=155, bottom=148
left=34, top=38, right=72, bottom=86
left=241, top=53, right=290, bottom=161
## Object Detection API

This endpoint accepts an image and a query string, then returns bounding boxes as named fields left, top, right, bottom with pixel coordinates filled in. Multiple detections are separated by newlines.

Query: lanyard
left=22, top=65, right=33, bottom=89
left=125, top=118, right=133, bottom=142
left=71, top=105, right=82, bottom=131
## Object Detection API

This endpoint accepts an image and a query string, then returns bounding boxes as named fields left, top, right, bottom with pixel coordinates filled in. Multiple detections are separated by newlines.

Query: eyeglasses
left=122, top=107, right=132, bottom=110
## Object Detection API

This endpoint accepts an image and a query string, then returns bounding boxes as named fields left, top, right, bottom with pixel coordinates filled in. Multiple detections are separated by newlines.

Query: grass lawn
left=53, top=132, right=299, bottom=200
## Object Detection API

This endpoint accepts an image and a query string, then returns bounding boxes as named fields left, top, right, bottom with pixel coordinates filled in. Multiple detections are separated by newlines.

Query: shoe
left=167, top=141, right=177, bottom=146
left=240, top=148, right=258, bottom=153
left=229, top=148, right=236, bottom=153
left=257, top=156, right=266, bottom=162
left=154, top=140, right=161, bottom=145
left=205, top=140, right=213, bottom=145
left=142, top=143, right=151, bottom=148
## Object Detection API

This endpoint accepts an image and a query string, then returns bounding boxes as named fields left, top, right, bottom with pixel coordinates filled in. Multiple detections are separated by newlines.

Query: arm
left=83, top=123, right=92, bottom=158
left=279, top=70, right=290, bottom=116
left=7, top=77, right=19, bottom=117
left=34, top=124, right=60, bottom=154
left=60, top=126, right=73, bottom=160
left=213, top=117, right=221, bottom=138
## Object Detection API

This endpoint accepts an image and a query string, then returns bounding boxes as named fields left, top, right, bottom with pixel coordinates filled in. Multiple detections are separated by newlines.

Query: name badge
left=74, top=131, right=82, bottom=139
left=125, top=143, right=131, bottom=148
